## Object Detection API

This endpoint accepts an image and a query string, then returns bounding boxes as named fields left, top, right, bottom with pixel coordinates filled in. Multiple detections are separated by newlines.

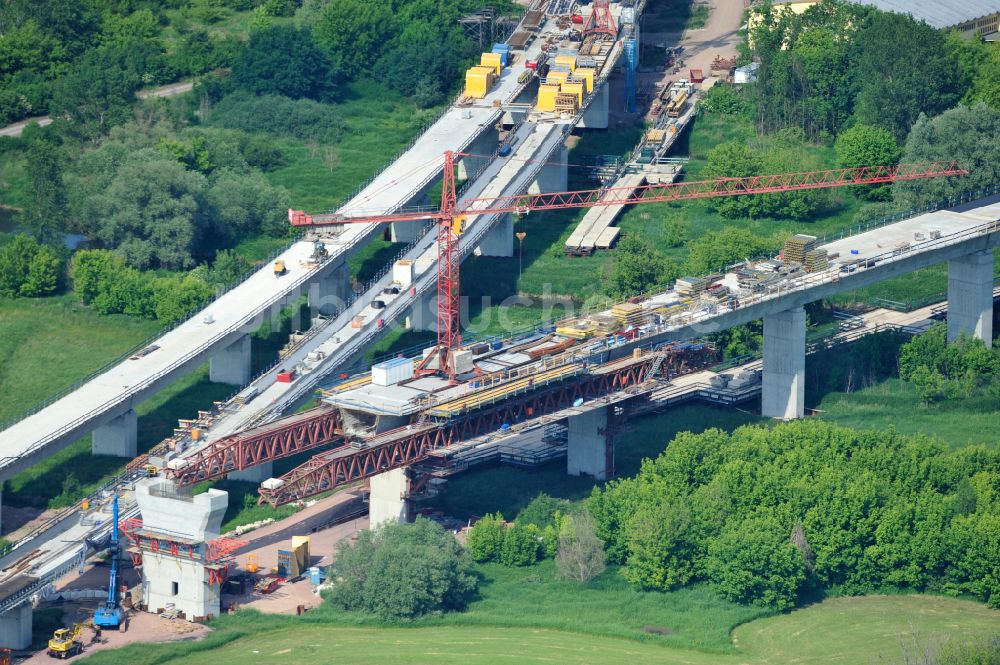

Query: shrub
left=555, top=512, right=606, bottom=583
left=325, top=517, right=477, bottom=620
left=207, top=92, right=345, bottom=144
left=466, top=513, right=506, bottom=563
left=499, top=523, right=541, bottom=567
left=0, top=234, right=62, bottom=298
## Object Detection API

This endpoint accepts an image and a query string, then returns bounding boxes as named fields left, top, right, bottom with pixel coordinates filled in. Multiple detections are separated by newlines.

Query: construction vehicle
left=143, top=464, right=158, bottom=477
left=92, top=495, right=127, bottom=632
left=47, top=624, right=85, bottom=659
left=311, top=239, right=328, bottom=263
left=273, top=259, right=287, bottom=277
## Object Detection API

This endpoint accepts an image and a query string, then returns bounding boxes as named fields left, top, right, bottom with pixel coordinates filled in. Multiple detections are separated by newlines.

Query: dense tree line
left=589, top=420, right=1000, bottom=610
left=897, top=323, right=1000, bottom=404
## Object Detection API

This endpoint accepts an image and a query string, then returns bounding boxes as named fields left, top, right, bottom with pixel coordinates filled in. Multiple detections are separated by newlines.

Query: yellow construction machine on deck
left=47, top=623, right=86, bottom=659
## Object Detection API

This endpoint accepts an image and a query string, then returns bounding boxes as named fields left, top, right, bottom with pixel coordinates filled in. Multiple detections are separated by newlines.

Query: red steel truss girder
left=288, top=162, right=966, bottom=229
left=258, top=356, right=659, bottom=506
left=170, top=405, right=344, bottom=486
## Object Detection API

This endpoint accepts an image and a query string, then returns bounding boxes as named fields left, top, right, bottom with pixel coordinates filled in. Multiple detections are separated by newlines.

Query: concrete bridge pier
left=578, top=81, right=610, bottom=129
left=228, top=461, right=273, bottom=483
left=761, top=306, right=806, bottom=420
left=309, top=261, right=351, bottom=317
left=567, top=406, right=609, bottom=480
left=475, top=214, right=514, bottom=257
left=947, top=250, right=994, bottom=347
left=0, top=603, right=32, bottom=650
left=209, top=335, right=252, bottom=386
left=92, top=408, right=138, bottom=457
left=530, top=146, right=569, bottom=194
left=457, top=127, right=501, bottom=181
left=369, top=467, right=410, bottom=529
left=406, top=294, right=439, bottom=333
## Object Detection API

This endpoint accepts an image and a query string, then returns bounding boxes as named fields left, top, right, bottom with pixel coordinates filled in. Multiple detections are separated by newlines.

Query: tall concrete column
left=309, top=261, right=351, bottom=316
left=209, top=335, right=252, bottom=386
left=948, top=250, right=994, bottom=347
left=0, top=603, right=33, bottom=650
left=578, top=81, right=610, bottom=129
left=390, top=222, right=422, bottom=243
left=567, top=406, right=608, bottom=480
left=369, top=467, right=410, bottom=528
left=457, top=127, right=500, bottom=180
left=406, top=294, right=438, bottom=333
left=530, top=146, right=568, bottom=194
left=762, top=306, right=806, bottom=420
left=92, top=409, right=138, bottom=457
left=228, top=461, right=273, bottom=483
left=475, top=214, right=514, bottom=257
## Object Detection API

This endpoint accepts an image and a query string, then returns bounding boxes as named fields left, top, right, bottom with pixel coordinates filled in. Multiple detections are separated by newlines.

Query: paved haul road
left=0, top=80, right=194, bottom=138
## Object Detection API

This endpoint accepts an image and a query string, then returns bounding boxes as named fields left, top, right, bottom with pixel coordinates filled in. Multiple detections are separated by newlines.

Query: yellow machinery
left=143, top=464, right=158, bottom=477
left=48, top=624, right=85, bottom=659
left=273, top=259, right=286, bottom=277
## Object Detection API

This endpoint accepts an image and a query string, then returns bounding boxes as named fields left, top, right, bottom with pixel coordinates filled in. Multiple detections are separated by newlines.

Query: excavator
left=46, top=624, right=86, bottom=659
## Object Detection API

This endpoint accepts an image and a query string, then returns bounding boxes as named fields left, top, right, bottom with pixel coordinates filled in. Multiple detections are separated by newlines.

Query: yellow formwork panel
left=536, top=84, right=560, bottom=112
left=465, top=66, right=495, bottom=98
left=574, top=68, right=595, bottom=92
left=554, top=55, right=577, bottom=71
left=480, top=52, right=502, bottom=76
left=561, top=81, right=584, bottom=106
left=546, top=70, right=570, bottom=85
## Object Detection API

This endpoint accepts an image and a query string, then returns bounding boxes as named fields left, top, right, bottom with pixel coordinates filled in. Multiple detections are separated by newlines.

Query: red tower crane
left=288, top=154, right=965, bottom=378
left=583, top=0, right=619, bottom=39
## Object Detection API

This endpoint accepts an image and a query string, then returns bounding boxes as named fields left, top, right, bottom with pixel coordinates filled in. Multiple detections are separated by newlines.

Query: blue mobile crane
left=93, top=495, right=127, bottom=631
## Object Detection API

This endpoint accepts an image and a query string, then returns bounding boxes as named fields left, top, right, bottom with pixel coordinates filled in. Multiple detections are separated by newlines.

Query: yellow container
left=465, top=66, right=495, bottom=98
left=555, top=55, right=577, bottom=71
left=561, top=81, right=584, bottom=106
left=546, top=69, right=569, bottom=85
left=575, top=68, right=595, bottom=92
left=536, top=84, right=560, bottom=112
left=480, top=52, right=502, bottom=76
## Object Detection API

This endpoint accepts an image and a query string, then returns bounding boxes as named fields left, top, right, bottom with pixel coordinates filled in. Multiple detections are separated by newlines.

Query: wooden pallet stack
left=804, top=248, right=829, bottom=272
left=611, top=302, right=647, bottom=328
left=675, top=276, right=706, bottom=297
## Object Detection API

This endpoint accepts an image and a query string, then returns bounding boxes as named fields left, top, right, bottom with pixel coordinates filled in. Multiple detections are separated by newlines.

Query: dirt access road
left=0, top=81, right=193, bottom=138
left=645, top=0, right=745, bottom=74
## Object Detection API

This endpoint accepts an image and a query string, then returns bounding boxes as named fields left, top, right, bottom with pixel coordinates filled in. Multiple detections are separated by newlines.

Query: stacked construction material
left=554, top=91, right=578, bottom=114
left=804, top=248, right=828, bottom=272
left=590, top=314, right=620, bottom=334
left=612, top=302, right=647, bottom=328
left=674, top=276, right=706, bottom=297
left=465, top=66, right=496, bottom=98
left=782, top=234, right=817, bottom=264
left=556, top=319, right=597, bottom=339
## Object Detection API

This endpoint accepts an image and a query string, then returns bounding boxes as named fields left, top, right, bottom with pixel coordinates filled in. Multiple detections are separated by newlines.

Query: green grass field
left=79, top=595, right=998, bottom=665
left=815, top=377, right=1000, bottom=450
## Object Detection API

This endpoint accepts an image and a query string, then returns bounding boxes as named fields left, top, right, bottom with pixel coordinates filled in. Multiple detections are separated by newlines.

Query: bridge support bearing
left=475, top=214, right=514, bottom=258
left=529, top=146, right=568, bottom=195
left=369, top=467, right=410, bottom=529
left=92, top=408, right=138, bottom=458
left=0, top=602, right=32, bottom=650
left=136, top=479, right=228, bottom=620
left=762, top=306, right=806, bottom=420
left=209, top=335, right=252, bottom=386
left=567, top=406, right=609, bottom=480
left=578, top=81, right=610, bottom=130
left=309, top=261, right=351, bottom=317
left=947, top=250, right=994, bottom=348
left=227, top=461, right=273, bottom=483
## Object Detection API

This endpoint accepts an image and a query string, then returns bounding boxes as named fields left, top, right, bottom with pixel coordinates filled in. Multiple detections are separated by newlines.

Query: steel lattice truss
left=258, top=354, right=661, bottom=506
left=583, top=0, right=618, bottom=39
left=168, top=406, right=344, bottom=486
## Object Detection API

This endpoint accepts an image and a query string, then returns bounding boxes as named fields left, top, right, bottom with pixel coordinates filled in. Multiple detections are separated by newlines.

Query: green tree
left=232, top=25, right=337, bottom=102
left=707, top=510, right=806, bottom=610
left=834, top=124, right=901, bottom=201
left=20, top=244, right=61, bottom=297
left=91, top=266, right=156, bottom=317
left=70, top=249, right=123, bottom=304
left=606, top=234, right=674, bottom=298
left=893, top=103, right=1000, bottom=207
left=0, top=234, right=40, bottom=297
left=623, top=500, right=695, bottom=591
left=314, top=0, right=395, bottom=74
left=683, top=227, right=781, bottom=275
left=325, top=517, right=477, bottom=620
left=152, top=274, right=214, bottom=324
left=22, top=136, right=68, bottom=236
left=499, top=523, right=541, bottom=567
left=466, top=513, right=506, bottom=563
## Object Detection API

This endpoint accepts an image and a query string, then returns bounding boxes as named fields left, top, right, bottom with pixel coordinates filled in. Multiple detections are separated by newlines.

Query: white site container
left=393, top=260, right=415, bottom=288
left=261, top=478, right=285, bottom=491
left=372, top=356, right=415, bottom=386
